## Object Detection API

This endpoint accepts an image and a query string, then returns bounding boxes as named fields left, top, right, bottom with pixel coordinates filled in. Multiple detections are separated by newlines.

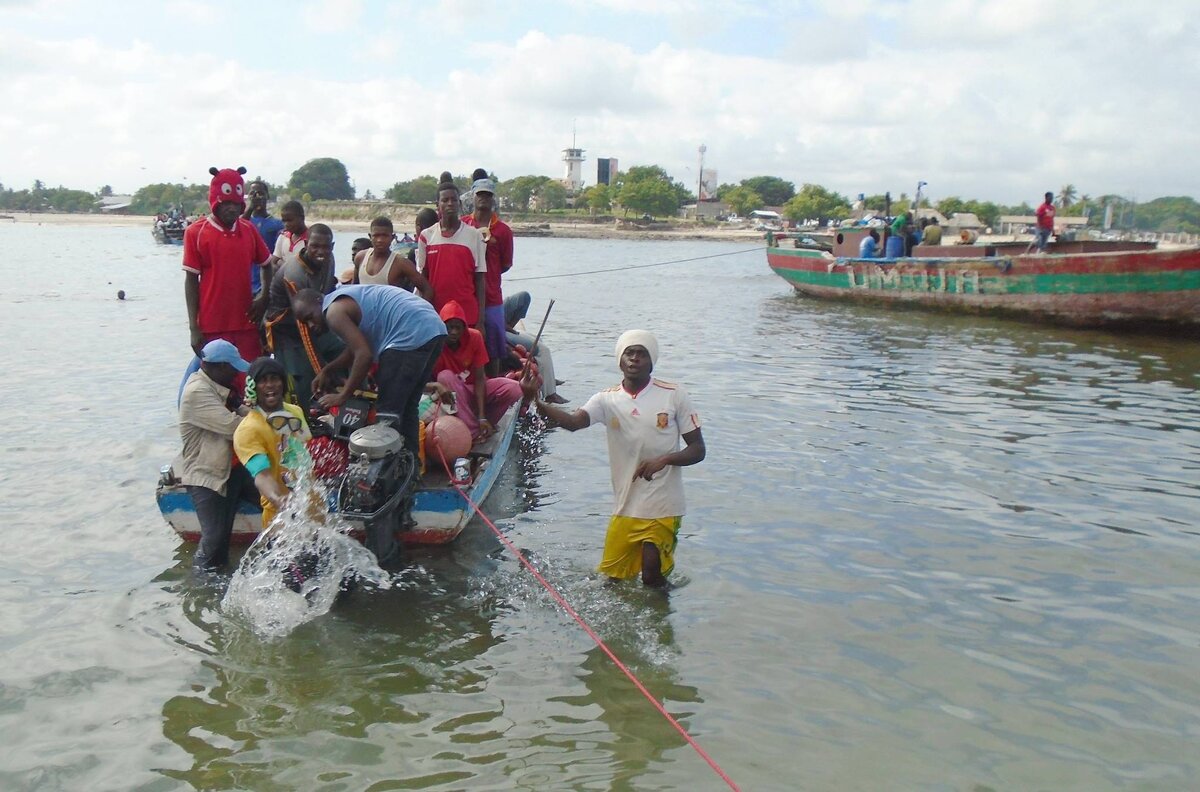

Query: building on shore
left=561, top=145, right=585, bottom=192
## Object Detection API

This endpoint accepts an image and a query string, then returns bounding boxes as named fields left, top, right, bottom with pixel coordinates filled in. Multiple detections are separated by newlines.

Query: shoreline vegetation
left=1, top=208, right=771, bottom=243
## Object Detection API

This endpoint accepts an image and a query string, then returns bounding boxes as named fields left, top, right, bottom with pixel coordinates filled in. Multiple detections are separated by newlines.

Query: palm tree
left=1058, top=184, right=1077, bottom=209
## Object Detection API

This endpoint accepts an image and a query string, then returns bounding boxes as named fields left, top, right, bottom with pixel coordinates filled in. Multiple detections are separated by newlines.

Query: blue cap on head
left=200, top=339, right=250, bottom=372
left=472, top=178, right=496, bottom=195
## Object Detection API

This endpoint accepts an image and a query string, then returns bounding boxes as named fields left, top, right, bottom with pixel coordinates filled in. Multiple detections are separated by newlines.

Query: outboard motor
left=336, top=413, right=418, bottom=566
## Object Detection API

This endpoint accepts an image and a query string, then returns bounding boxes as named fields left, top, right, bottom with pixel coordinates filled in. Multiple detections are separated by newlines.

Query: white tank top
left=359, top=251, right=398, bottom=285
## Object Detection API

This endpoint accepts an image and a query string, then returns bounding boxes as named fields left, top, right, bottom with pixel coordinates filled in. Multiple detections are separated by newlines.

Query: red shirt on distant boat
left=1036, top=199, right=1056, bottom=231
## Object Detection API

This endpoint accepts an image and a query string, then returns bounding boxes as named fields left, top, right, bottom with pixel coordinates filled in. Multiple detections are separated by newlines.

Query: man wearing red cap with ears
left=183, top=166, right=273, bottom=365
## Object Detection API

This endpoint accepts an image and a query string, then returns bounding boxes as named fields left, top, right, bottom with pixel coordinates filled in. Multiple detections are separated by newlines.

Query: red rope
left=426, top=409, right=740, bottom=790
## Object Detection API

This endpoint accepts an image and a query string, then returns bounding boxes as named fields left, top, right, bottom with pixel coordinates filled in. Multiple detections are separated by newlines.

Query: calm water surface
left=1, top=222, right=1199, bottom=790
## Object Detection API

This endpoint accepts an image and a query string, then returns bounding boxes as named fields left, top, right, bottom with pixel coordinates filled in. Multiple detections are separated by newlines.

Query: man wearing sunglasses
left=234, top=357, right=313, bottom=529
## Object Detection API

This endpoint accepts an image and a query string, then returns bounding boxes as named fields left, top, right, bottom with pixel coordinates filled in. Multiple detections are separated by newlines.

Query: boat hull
left=767, top=246, right=1200, bottom=333
left=157, top=403, right=522, bottom=547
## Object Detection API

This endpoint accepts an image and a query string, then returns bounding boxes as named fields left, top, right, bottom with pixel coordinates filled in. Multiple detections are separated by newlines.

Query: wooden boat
left=766, top=227, right=1200, bottom=334
left=156, top=402, right=522, bottom=547
left=152, top=220, right=187, bottom=245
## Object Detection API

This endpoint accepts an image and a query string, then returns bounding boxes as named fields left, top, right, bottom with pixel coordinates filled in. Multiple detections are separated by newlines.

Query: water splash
left=222, top=458, right=391, bottom=639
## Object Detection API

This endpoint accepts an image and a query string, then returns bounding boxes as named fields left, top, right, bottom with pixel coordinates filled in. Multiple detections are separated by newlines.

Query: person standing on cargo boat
left=1036, top=191, right=1056, bottom=253
left=519, top=330, right=705, bottom=588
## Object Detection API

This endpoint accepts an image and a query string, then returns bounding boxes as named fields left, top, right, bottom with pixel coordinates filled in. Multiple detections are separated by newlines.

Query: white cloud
left=303, top=0, right=362, bottom=32
left=0, top=2, right=1196, bottom=205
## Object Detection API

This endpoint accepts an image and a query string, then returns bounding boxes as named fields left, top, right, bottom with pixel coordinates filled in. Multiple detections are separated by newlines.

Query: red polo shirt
left=183, top=216, right=270, bottom=334
left=462, top=213, right=514, bottom=307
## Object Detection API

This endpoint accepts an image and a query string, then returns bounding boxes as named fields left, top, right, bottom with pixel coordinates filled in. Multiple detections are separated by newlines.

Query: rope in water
left=507, top=246, right=764, bottom=282
left=425, top=410, right=740, bottom=790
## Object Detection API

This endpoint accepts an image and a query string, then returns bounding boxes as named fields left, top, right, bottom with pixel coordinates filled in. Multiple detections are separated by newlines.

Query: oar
left=520, top=298, right=555, bottom=381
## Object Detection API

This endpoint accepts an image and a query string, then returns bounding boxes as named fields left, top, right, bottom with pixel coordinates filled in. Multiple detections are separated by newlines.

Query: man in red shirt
left=462, top=173, right=514, bottom=376
left=417, top=173, right=486, bottom=335
left=183, top=166, right=273, bottom=364
left=433, top=300, right=523, bottom=441
left=1035, top=191, right=1056, bottom=253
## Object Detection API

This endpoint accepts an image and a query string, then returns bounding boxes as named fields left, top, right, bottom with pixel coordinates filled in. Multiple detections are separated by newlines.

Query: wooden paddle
left=520, top=298, right=555, bottom=382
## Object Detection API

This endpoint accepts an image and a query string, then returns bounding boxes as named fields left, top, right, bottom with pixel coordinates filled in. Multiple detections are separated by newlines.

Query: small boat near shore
left=767, top=227, right=1200, bottom=335
left=152, top=219, right=188, bottom=244
left=156, top=402, right=522, bottom=548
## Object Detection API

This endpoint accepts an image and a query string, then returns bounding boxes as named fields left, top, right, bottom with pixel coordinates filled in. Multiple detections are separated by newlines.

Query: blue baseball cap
left=200, top=339, right=250, bottom=372
left=472, top=178, right=496, bottom=195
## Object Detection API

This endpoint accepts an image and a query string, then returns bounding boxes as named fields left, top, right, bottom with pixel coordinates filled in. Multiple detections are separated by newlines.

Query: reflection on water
left=1, top=226, right=1199, bottom=789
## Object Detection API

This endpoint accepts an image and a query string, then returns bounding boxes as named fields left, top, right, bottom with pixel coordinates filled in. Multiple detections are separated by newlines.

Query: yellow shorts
left=598, top=515, right=682, bottom=580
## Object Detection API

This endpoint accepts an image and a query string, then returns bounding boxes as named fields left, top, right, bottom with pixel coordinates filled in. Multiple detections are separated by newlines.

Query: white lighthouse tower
left=561, top=129, right=585, bottom=192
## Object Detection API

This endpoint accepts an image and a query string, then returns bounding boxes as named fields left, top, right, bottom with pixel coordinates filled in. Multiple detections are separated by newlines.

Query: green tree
left=385, top=175, right=440, bottom=204
left=98, top=184, right=113, bottom=197
left=583, top=183, right=612, bottom=213
left=623, top=165, right=691, bottom=206
left=1058, top=184, right=1077, bottom=209
left=288, top=157, right=354, bottom=200
left=782, top=183, right=851, bottom=225
left=537, top=181, right=568, bottom=210
left=617, top=178, right=678, bottom=218
left=714, top=182, right=739, bottom=201
left=129, top=182, right=209, bottom=215
left=498, top=175, right=550, bottom=212
left=863, top=193, right=890, bottom=211
left=723, top=185, right=763, bottom=217
left=740, top=176, right=795, bottom=206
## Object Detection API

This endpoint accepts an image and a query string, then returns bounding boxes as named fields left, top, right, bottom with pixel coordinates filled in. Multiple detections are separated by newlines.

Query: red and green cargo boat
left=767, top=228, right=1200, bottom=335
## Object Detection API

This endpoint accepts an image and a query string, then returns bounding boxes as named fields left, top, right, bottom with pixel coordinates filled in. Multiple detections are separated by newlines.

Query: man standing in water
left=520, top=330, right=705, bottom=587
left=178, top=339, right=254, bottom=570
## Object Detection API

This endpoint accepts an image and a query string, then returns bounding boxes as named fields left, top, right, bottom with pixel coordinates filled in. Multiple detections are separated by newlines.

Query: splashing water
left=222, top=451, right=392, bottom=639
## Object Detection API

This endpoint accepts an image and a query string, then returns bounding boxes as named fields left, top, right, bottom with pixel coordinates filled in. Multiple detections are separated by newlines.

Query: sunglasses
left=266, top=414, right=303, bottom=432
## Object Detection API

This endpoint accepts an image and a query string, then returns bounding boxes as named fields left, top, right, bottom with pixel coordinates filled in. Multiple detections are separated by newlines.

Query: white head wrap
left=615, top=329, right=658, bottom=365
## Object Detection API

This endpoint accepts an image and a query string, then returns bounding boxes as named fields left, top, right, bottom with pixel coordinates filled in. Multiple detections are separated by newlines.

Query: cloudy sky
left=2, top=0, right=1196, bottom=205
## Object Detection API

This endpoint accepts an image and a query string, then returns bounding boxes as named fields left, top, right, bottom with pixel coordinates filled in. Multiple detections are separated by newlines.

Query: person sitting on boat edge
left=858, top=229, right=881, bottom=258
left=1036, top=191, right=1056, bottom=253
left=178, top=339, right=256, bottom=570
left=291, top=284, right=447, bottom=460
left=504, top=290, right=568, bottom=404
left=519, top=330, right=705, bottom=588
left=433, top=300, right=524, bottom=442
left=265, top=223, right=341, bottom=411
left=922, top=216, right=942, bottom=246
left=233, top=357, right=313, bottom=529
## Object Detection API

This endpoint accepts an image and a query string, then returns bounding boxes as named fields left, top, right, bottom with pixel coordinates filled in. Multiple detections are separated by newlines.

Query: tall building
left=562, top=145, right=586, bottom=192
left=597, top=157, right=618, bottom=186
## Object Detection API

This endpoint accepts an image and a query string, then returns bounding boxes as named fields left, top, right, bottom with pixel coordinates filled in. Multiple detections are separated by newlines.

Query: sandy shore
left=2, top=211, right=769, bottom=243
